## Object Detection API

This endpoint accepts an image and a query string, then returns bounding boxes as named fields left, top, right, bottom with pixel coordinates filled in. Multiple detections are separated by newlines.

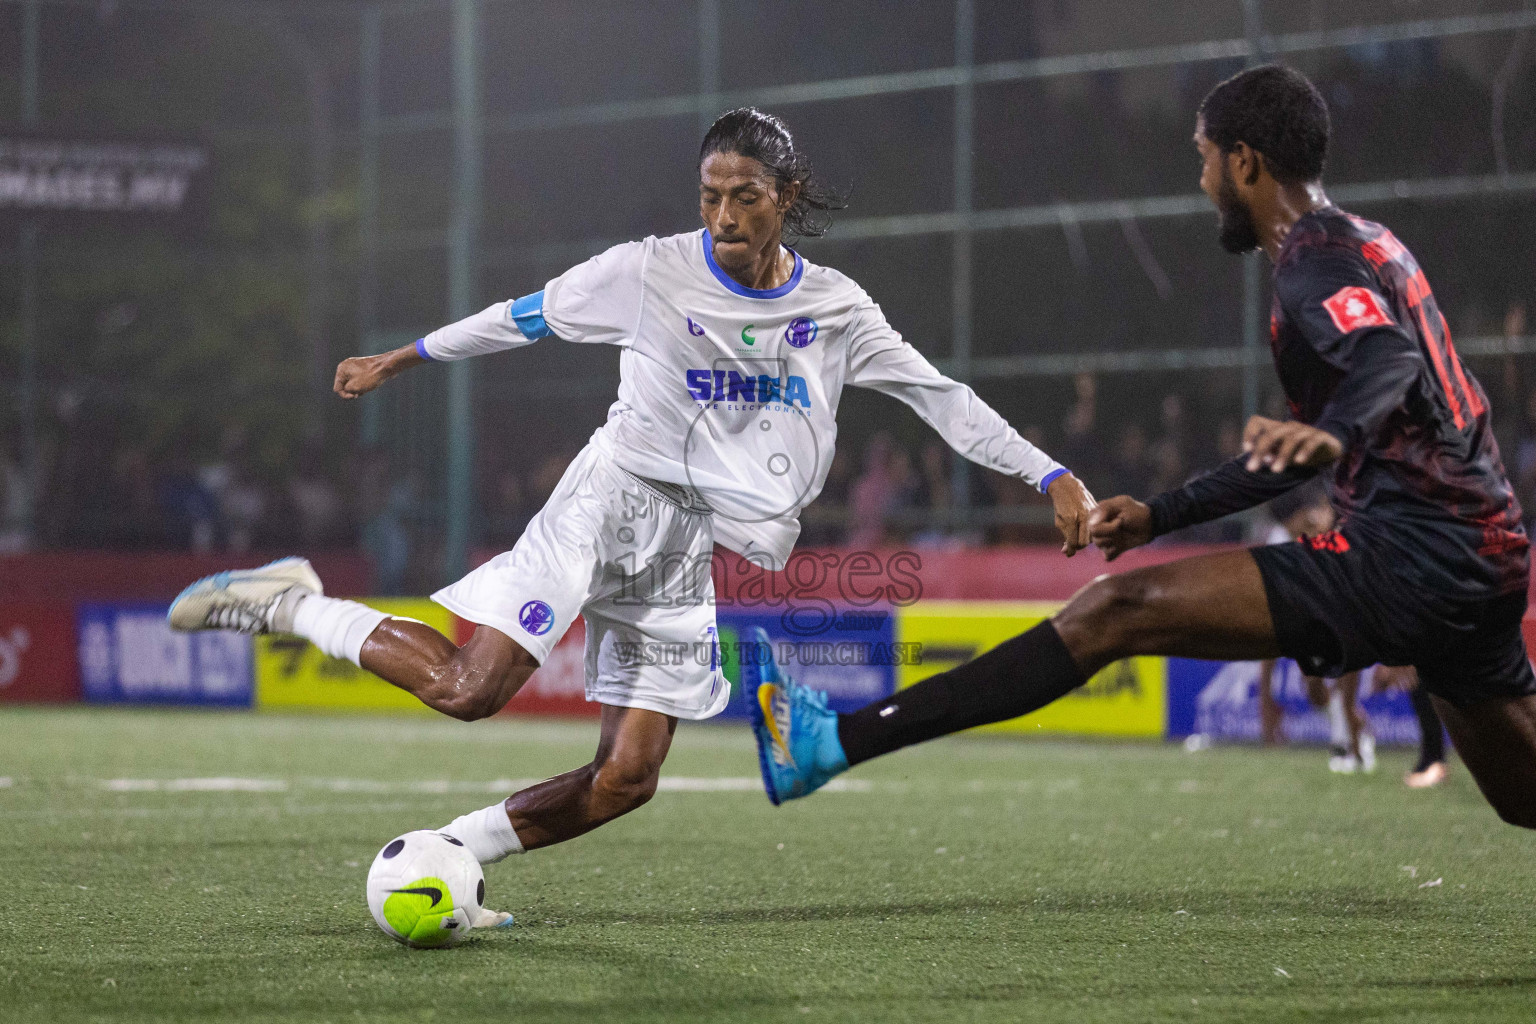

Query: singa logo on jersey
left=686, top=369, right=811, bottom=408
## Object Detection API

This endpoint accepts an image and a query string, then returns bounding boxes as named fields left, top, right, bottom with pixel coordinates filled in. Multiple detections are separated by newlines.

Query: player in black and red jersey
left=750, top=65, right=1536, bottom=830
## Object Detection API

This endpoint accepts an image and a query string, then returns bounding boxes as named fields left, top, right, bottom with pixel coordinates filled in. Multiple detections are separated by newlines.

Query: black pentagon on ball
left=439, top=833, right=464, bottom=846
left=477, top=879, right=485, bottom=905
left=381, top=839, right=405, bottom=859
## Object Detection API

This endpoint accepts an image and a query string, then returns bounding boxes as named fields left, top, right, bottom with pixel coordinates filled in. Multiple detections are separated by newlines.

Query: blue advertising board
left=1166, top=657, right=1418, bottom=745
left=77, top=603, right=253, bottom=707
left=713, top=606, right=898, bottom=720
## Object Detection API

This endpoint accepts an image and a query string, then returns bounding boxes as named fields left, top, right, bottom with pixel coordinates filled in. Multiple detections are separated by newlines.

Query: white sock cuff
left=290, top=594, right=391, bottom=667
left=443, top=802, right=525, bottom=865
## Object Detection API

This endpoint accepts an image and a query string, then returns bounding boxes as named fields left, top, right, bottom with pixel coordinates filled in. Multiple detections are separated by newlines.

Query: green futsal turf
left=2, top=706, right=1533, bottom=1023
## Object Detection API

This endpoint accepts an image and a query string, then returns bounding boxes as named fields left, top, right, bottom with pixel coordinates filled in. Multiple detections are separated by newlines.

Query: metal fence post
left=18, top=0, right=41, bottom=544
left=696, top=0, right=720, bottom=138
left=443, top=0, right=482, bottom=582
left=950, top=0, right=975, bottom=526
left=359, top=3, right=383, bottom=447
left=1240, top=0, right=1266, bottom=421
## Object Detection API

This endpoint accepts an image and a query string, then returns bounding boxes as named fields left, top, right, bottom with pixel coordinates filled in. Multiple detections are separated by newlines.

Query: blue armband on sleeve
left=509, top=291, right=552, bottom=340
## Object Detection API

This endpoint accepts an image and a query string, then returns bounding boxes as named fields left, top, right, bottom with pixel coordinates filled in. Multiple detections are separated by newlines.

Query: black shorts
left=1250, top=532, right=1536, bottom=707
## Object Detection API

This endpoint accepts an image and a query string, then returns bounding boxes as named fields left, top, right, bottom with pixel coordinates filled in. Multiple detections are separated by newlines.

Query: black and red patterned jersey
left=1269, top=206, right=1528, bottom=598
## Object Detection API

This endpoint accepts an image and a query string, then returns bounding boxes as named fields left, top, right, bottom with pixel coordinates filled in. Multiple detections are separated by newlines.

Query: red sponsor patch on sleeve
left=1321, top=286, right=1395, bottom=334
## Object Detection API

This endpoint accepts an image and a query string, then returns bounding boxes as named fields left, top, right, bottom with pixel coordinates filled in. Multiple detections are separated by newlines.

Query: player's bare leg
left=437, top=704, right=675, bottom=868
left=167, top=560, right=538, bottom=722
left=1303, top=675, right=1328, bottom=709
left=1258, top=658, right=1285, bottom=744
left=1305, top=672, right=1372, bottom=773
left=1428, top=695, right=1536, bottom=828
left=757, top=551, right=1279, bottom=802
left=813, top=551, right=1280, bottom=776
left=1052, top=550, right=1280, bottom=672
left=1388, top=668, right=1449, bottom=788
left=359, top=619, right=538, bottom=722
left=1336, top=672, right=1375, bottom=771
left=762, top=547, right=1536, bottom=833
left=498, top=705, right=676, bottom=850
left=363, top=627, right=680, bottom=848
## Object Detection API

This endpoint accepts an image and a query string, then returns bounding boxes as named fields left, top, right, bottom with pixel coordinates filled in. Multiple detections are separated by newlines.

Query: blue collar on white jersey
left=701, top=229, right=804, bottom=299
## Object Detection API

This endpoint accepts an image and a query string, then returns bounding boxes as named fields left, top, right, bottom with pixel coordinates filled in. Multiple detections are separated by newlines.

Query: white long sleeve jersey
left=418, top=229, right=1067, bottom=570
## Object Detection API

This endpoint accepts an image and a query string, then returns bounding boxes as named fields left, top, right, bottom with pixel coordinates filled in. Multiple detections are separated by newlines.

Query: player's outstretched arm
left=844, top=303, right=1093, bottom=554
left=333, top=343, right=426, bottom=400
left=1099, top=448, right=1318, bottom=558
left=336, top=292, right=564, bottom=402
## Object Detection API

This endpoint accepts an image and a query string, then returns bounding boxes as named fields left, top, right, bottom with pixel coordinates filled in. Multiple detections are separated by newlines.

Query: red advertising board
left=0, top=551, right=373, bottom=602
left=0, top=601, right=81, bottom=703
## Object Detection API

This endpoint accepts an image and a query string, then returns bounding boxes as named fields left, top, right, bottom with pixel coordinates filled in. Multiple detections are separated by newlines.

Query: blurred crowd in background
left=2, top=15, right=1532, bottom=594
left=4, top=302, right=1531, bottom=595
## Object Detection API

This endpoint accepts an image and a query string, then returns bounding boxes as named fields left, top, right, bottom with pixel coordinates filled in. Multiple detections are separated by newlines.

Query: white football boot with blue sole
left=167, top=556, right=322, bottom=635
left=468, top=907, right=516, bottom=929
left=745, top=627, right=850, bottom=805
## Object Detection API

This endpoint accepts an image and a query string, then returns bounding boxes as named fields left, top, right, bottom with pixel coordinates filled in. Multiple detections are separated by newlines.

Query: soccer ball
left=365, top=830, right=485, bottom=948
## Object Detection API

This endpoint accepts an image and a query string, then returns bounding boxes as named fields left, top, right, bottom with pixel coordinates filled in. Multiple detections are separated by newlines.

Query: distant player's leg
left=1258, top=658, right=1285, bottom=745
left=1405, top=675, right=1450, bottom=787
left=1312, top=675, right=1357, bottom=773
left=1338, top=672, right=1374, bottom=772
left=754, top=550, right=1279, bottom=802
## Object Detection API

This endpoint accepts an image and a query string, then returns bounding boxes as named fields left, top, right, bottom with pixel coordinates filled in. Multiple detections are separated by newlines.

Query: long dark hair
left=699, top=107, right=848, bottom=239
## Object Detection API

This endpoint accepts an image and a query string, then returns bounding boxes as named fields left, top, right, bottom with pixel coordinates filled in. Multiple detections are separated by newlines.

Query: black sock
left=836, top=620, right=1086, bottom=767
left=1410, top=685, right=1445, bottom=771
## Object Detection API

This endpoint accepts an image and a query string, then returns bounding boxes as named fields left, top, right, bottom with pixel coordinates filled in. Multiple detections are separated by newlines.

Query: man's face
left=699, top=151, right=791, bottom=274
left=1195, top=121, right=1259, bottom=254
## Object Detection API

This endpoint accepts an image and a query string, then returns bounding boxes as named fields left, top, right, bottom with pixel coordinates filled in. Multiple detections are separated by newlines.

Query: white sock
left=1326, top=689, right=1349, bottom=748
left=289, top=594, right=390, bottom=667
left=441, top=802, right=525, bottom=865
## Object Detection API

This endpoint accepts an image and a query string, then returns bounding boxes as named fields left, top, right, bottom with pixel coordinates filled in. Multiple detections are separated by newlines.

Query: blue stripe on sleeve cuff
left=1038, top=467, right=1070, bottom=494
left=509, top=290, right=552, bottom=340
left=415, top=338, right=433, bottom=361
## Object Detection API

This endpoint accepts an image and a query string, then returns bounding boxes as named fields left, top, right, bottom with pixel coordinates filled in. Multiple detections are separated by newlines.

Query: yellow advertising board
left=895, top=601, right=1165, bottom=737
left=255, top=599, right=450, bottom=713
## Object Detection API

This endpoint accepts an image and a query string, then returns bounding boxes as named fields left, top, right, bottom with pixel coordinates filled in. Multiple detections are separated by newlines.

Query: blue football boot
left=744, top=627, right=850, bottom=805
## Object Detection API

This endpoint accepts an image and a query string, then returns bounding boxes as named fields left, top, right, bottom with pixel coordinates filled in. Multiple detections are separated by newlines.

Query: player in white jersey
left=168, top=109, right=1095, bottom=899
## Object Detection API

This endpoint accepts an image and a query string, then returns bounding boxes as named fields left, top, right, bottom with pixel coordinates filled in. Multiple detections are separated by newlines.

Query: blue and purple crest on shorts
left=519, top=600, right=555, bottom=636
left=784, top=317, right=818, bottom=348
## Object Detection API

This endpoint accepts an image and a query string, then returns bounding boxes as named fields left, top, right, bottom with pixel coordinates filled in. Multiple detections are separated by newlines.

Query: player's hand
left=1087, top=495, right=1153, bottom=562
left=333, top=353, right=397, bottom=399
left=1048, top=473, right=1097, bottom=557
left=1242, top=415, right=1343, bottom=473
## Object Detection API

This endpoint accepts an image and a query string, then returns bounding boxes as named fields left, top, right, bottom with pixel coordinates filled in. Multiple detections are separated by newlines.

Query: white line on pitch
left=95, top=776, right=873, bottom=794
left=102, top=777, right=289, bottom=792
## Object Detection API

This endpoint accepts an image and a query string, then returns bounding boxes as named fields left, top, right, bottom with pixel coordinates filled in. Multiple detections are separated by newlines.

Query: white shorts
left=432, top=441, right=729, bottom=721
